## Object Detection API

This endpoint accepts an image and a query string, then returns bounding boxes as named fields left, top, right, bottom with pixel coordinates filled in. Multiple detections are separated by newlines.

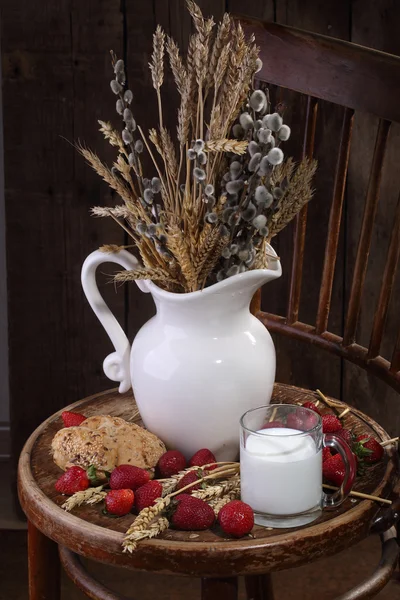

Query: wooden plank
left=316, top=108, right=354, bottom=334
left=2, top=0, right=125, bottom=469
left=287, top=97, right=318, bottom=324
left=343, top=0, right=400, bottom=436
left=343, top=119, right=391, bottom=346
left=368, top=192, right=400, bottom=358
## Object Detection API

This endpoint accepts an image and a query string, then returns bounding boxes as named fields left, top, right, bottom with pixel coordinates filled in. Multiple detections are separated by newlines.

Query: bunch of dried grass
left=80, top=1, right=317, bottom=293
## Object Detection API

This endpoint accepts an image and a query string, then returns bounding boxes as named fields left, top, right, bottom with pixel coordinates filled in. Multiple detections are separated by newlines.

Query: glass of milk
left=240, top=404, right=356, bottom=528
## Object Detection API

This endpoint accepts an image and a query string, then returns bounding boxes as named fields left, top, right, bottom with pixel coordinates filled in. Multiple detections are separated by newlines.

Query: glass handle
left=322, top=434, right=357, bottom=509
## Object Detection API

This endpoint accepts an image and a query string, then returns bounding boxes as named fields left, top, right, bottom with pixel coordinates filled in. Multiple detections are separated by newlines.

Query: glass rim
left=239, top=404, right=322, bottom=438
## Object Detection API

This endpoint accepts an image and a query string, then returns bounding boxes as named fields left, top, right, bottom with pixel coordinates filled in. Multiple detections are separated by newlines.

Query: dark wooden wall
left=2, top=0, right=400, bottom=466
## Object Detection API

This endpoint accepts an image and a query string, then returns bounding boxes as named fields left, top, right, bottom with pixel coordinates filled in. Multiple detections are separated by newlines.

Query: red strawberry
left=218, top=500, right=254, bottom=538
left=302, top=412, right=320, bottom=431
left=135, top=481, right=163, bottom=512
left=336, top=428, right=353, bottom=448
left=61, top=411, right=86, bottom=428
left=261, top=420, right=285, bottom=429
left=286, top=413, right=304, bottom=430
left=189, top=449, right=217, bottom=470
left=177, top=469, right=204, bottom=492
left=109, top=465, right=150, bottom=491
left=323, top=454, right=346, bottom=486
left=322, top=414, right=342, bottom=433
left=355, top=434, right=384, bottom=463
left=55, top=466, right=89, bottom=495
left=105, top=489, right=134, bottom=516
left=302, top=401, right=321, bottom=415
left=322, top=447, right=332, bottom=462
left=157, top=450, right=187, bottom=477
left=171, top=494, right=215, bottom=530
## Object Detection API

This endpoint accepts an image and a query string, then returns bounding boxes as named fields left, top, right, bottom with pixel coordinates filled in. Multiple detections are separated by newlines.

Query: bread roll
left=51, top=415, right=166, bottom=472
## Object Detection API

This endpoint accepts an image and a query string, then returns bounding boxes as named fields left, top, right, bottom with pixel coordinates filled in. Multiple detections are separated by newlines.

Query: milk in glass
left=240, top=427, right=322, bottom=515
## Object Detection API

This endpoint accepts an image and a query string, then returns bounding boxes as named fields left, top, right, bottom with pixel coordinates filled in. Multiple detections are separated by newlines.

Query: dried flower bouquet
left=81, top=1, right=317, bottom=293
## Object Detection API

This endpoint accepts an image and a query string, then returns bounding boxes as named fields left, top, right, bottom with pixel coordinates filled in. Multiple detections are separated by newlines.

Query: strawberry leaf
left=87, top=464, right=98, bottom=483
left=353, top=440, right=373, bottom=459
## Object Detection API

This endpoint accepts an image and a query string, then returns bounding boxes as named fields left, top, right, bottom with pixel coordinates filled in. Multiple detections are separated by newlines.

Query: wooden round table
left=18, top=384, right=400, bottom=600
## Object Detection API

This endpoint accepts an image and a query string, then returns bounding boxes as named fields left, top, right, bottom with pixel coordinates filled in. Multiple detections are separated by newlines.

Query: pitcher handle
left=81, top=249, right=150, bottom=393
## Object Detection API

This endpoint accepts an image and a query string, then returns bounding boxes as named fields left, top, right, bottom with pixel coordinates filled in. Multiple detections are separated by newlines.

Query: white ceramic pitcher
left=81, top=245, right=282, bottom=460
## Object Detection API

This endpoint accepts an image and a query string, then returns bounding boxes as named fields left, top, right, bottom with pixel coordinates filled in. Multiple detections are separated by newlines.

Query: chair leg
left=201, top=577, right=238, bottom=600
left=28, top=521, right=60, bottom=600
left=245, top=574, right=274, bottom=600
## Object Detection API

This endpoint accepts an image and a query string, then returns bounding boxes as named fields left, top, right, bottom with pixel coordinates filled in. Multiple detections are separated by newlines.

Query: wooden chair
left=18, top=19, right=400, bottom=600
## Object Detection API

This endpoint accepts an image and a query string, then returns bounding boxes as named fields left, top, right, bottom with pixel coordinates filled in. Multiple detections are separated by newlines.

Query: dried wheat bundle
left=80, top=1, right=317, bottom=293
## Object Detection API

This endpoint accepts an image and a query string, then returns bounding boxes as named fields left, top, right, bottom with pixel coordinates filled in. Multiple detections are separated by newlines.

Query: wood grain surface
left=18, top=384, right=398, bottom=577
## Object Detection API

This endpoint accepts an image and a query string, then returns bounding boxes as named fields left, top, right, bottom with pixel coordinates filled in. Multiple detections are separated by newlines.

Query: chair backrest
left=240, top=18, right=400, bottom=394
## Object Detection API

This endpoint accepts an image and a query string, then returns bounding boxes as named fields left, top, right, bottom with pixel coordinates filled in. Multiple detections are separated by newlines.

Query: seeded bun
left=51, top=414, right=166, bottom=473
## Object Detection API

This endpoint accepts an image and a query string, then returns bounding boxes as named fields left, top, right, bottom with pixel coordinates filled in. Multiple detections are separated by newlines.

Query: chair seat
left=18, top=384, right=398, bottom=577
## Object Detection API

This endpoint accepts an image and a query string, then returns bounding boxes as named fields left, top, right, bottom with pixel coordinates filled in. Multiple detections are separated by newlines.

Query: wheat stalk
left=167, top=227, right=196, bottom=290
left=160, top=465, right=203, bottom=496
left=213, top=43, right=231, bottom=92
left=268, top=158, right=317, bottom=239
left=160, top=127, right=178, bottom=181
left=62, top=486, right=106, bottom=511
left=166, top=36, right=187, bottom=95
left=77, top=145, right=136, bottom=204
left=197, top=233, right=229, bottom=287
left=149, top=25, right=165, bottom=90
left=99, top=244, right=128, bottom=253
left=192, top=476, right=240, bottom=501
left=191, top=224, right=223, bottom=284
left=205, top=139, right=248, bottom=155
left=98, top=120, right=125, bottom=153
left=207, top=12, right=231, bottom=91
left=208, top=491, right=239, bottom=516
left=114, top=267, right=173, bottom=284
left=123, top=517, right=170, bottom=553
left=91, top=206, right=131, bottom=219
